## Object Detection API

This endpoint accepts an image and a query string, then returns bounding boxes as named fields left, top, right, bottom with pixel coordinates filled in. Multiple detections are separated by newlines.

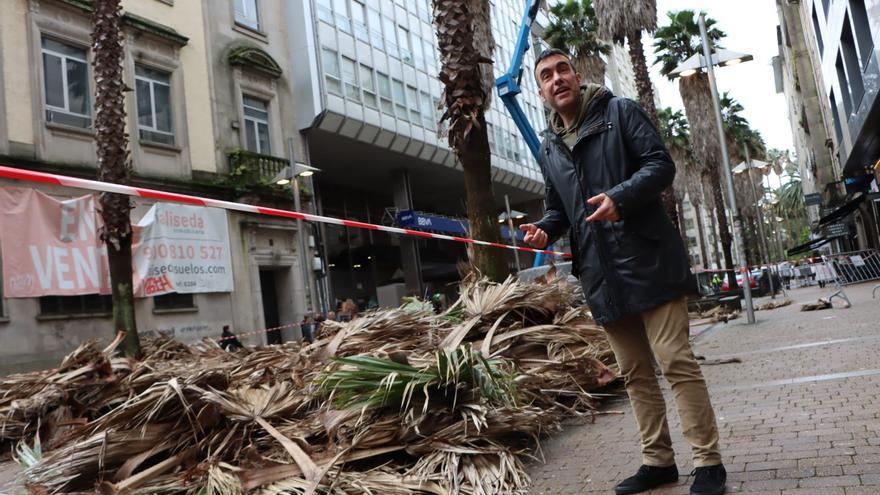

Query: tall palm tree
left=658, top=109, right=689, bottom=241
left=93, top=0, right=141, bottom=357
left=544, top=0, right=611, bottom=85
left=433, top=0, right=507, bottom=281
left=658, top=107, right=710, bottom=267
left=773, top=165, right=809, bottom=250
left=654, top=10, right=736, bottom=276
left=594, top=0, right=680, bottom=234
left=720, top=92, right=770, bottom=265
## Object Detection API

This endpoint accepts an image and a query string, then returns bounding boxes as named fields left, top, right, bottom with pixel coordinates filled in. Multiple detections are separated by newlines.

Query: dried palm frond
left=3, top=276, right=616, bottom=495
left=757, top=299, right=792, bottom=311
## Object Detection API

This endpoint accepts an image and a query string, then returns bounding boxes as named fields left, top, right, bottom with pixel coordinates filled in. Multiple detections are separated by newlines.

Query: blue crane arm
left=496, top=1, right=560, bottom=268
left=495, top=0, right=542, bottom=161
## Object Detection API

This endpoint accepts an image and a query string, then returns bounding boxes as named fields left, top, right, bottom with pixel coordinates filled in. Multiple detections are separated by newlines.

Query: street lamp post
left=697, top=13, right=756, bottom=324
left=667, top=17, right=756, bottom=322
left=273, top=159, right=321, bottom=334
left=499, top=195, right=525, bottom=272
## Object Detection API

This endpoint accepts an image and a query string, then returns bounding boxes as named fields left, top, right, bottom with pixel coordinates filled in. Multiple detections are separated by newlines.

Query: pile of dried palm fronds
left=801, top=298, right=833, bottom=311
left=0, top=276, right=616, bottom=494
left=756, top=299, right=792, bottom=311
left=690, top=304, right=741, bottom=324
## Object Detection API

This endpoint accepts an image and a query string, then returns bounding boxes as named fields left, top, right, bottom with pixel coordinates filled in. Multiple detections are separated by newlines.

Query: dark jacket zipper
left=568, top=119, right=620, bottom=314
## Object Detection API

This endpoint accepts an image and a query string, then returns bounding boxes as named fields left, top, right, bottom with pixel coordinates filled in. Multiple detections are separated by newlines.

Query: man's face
left=536, top=54, right=582, bottom=113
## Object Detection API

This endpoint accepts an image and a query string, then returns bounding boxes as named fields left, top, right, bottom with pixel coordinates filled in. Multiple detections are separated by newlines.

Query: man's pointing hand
left=586, top=193, right=620, bottom=222
left=519, top=223, right=549, bottom=249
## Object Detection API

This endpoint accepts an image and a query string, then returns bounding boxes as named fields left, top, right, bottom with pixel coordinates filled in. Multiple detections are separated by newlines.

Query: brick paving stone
left=797, top=475, right=861, bottom=488
left=526, top=283, right=880, bottom=494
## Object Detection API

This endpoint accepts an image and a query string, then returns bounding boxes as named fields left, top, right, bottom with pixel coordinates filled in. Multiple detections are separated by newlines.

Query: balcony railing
left=226, top=150, right=289, bottom=184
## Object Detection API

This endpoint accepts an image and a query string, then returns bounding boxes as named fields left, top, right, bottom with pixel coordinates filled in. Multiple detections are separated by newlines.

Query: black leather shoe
left=614, top=464, right=679, bottom=495
left=689, top=464, right=726, bottom=495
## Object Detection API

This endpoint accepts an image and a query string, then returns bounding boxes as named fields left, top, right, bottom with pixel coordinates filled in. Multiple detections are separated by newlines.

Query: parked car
left=721, top=272, right=757, bottom=292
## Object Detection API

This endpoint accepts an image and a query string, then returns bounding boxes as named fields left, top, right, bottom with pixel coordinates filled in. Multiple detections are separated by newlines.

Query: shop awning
left=817, top=195, right=865, bottom=226
left=395, top=210, right=524, bottom=242
left=786, top=235, right=843, bottom=256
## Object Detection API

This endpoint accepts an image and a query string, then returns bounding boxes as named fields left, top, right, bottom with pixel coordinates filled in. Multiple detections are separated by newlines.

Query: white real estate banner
left=133, top=203, right=233, bottom=297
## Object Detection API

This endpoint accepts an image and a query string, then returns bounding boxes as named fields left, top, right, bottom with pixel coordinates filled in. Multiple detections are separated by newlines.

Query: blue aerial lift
left=495, top=0, right=552, bottom=266
left=495, top=0, right=542, bottom=162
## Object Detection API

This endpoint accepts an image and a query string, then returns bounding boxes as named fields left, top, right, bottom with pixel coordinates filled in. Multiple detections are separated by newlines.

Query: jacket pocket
left=616, top=218, right=662, bottom=241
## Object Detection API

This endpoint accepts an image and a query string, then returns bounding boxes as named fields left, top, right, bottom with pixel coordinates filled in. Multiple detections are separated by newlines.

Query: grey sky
left=646, top=0, right=795, bottom=154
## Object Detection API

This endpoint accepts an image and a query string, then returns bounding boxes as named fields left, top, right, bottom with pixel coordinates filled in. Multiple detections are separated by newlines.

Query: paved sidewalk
left=527, top=282, right=880, bottom=495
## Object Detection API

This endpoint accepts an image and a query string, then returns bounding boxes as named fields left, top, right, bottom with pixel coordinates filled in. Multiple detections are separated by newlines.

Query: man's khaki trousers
left=603, top=296, right=722, bottom=468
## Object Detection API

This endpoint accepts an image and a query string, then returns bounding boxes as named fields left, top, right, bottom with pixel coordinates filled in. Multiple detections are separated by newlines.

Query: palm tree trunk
left=694, top=202, right=709, bottom=267
left=709, top=168, right=734, bottom=269
left=626, top=30, right=679, bottom=234
left=93, top=0, right=141, bottom=358
left=572, top=55, right=606, bottom=86
left=708, top=202, right=722, bottom=268
left=676, top=198, right=688, bottom=251
left=461, top=116, right=508, bottom=282
left=680, top=74, right=733, bottom=273
left=433, top=0, right=507, bottom=282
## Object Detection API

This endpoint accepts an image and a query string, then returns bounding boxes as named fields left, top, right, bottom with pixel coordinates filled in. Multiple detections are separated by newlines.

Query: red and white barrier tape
left=217, top=323, right=298, bottom=343
left=0, top=165, right=570, bottom=257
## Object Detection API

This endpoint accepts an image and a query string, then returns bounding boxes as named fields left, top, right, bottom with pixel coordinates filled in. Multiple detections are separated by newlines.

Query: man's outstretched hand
left=520, top=223, right=549, bottom=249
left=586, top=193, right=620, bottom=222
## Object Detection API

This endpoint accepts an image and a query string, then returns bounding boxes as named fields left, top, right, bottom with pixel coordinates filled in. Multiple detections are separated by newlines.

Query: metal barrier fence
left=820, top=249, right=880, bottom=302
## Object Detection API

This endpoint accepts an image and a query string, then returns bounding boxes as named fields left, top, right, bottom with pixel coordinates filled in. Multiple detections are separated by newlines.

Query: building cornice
left=55, top=0, right=189, bottom=46
left=227, top=45, right=283, bottom=79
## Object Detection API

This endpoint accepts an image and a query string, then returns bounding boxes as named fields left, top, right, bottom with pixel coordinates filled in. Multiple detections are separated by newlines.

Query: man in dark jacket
left=521, top=48, right=726, bottom=495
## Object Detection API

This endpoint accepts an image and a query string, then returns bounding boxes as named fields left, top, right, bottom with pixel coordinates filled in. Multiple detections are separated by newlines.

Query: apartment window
left=836, top=53, right=853, bottom=116
left=487, top=122, right=494, bottom=145
left=316, top=0, right=333, bottom=24
left=417, top=0, right=431, bottom=22
left=422, top=38, right=435, bottom=69
left=399, top=27, right=413, bottom=63
left=383, top=16, right=399, bottom=57
left=233, top=0, right=260, bottom=30
left=392, top=79, right=407, bottom=121
left=377, top=72, right=393, bottom=114
left=829, top=90, right=844, bottom=144
left=135, top=65, right=173, bottom=146
left=242, top=95, right=271, bottom=154
left=407, top=86, right=420, bottom=124
left=322, top=48, right=342, bottom=95
left=154, top=293, right=195, bottom=311
left=41, top=37, right=91, bottom=129
left=850, top=0, right=874, bottom=70
left=411, top=33, right=426, bottom=70
left=512, top=133, right=521, bottom=162
left=434, top=97, right=445, bottom=132
left=367, top=8, right=384, bottom=49
left=39, top=294, right=112, bottom=316
left=341, top=57, right=360, bottom=102
left=420, top=91, right=434, bottom=129
left=840, top=16, right=865, bottom=108
left=351, top=1, right=368, bottom=42
left=685, top=218, right=695, bottom=230
left=811, top=6, right=824, bottom=54
left=360, top=64, right=377, bottom=109
left=333, top=0, right=351, bottom=33
left=494, top=125, right=505, bottom=156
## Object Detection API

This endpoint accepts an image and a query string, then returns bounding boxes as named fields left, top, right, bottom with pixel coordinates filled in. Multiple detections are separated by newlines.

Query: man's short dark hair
left=534, top=48, right=574, bottom=79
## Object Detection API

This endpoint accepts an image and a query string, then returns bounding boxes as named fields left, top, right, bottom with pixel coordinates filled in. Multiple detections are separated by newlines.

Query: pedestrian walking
left=521, top=48, right=726, bottom=495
